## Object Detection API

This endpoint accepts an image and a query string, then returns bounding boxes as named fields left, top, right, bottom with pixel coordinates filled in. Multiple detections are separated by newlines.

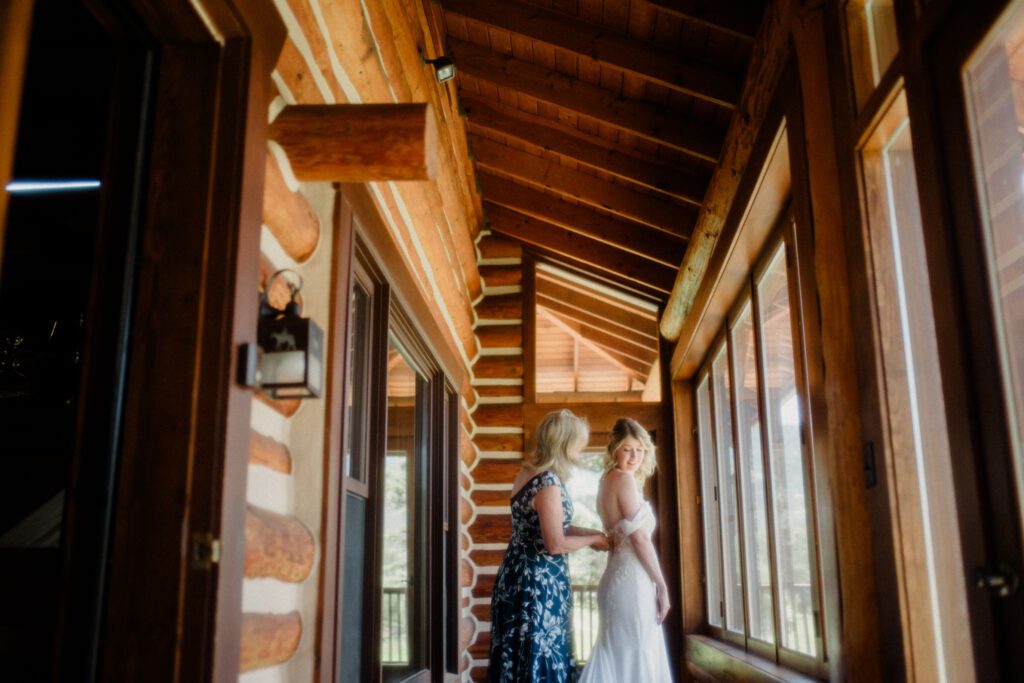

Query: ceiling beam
left=539, top=309, right=651, bottom=378
left=642, top=0, right=761, bottom=41
left=471, top=135, right=697, bottom=236
left=535, top=273, right=660, bottom=334
left=443, top=0, right=740, bottom=107
left=486, top=204, right=678, bottom=295
left=450, top=38, right=724, bottom=162
left=462, top=95, right=707, bottom=205
left=530, top=251, right=669, bottom=303
left=536, top=293, right=659, bottom=351
left=540, top=305, right=658, bottom=366
left=478, top=172, right=687, bottom=267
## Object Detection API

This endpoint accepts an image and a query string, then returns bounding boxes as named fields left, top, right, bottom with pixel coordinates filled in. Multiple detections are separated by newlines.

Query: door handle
left=974, top=564, right=1019, bottom=598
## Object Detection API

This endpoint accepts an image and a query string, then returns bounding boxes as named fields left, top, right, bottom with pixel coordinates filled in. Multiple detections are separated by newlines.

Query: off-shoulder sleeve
left=614, top=502, right=653, bottom=536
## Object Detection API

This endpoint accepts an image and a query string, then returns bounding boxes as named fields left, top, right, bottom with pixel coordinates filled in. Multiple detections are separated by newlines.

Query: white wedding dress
left=578, top=502, right=673, bottom=682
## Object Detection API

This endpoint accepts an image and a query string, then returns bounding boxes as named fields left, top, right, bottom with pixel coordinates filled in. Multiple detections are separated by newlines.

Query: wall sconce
left=424, top=54, right=456, bottom=84
left=252, top=269, right=324, bottom=399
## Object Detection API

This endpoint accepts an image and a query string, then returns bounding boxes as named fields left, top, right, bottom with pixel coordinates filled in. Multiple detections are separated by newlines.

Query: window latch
left=192, top=532, right=221, bottom=570
left=975, top=564, right=1019, bottom=598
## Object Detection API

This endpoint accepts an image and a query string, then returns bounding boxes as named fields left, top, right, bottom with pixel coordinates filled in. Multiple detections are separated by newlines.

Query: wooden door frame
left=77, top=0, right=286, bottom=680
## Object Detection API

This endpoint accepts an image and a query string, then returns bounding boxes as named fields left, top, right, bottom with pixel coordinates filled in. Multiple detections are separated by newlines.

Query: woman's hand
left=655, top=583, right=671, bottom=623
left=590, top=532, right=611, bottom=552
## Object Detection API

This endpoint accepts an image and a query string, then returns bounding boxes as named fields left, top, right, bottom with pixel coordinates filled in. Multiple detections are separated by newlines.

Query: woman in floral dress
left=488, top=409, right=610, bottom=683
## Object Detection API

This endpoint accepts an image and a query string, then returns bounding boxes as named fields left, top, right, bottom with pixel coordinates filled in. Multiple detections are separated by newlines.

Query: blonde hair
left=603, top=418, right=657, bottom=488
left=529, top=409, right=589, bottom=482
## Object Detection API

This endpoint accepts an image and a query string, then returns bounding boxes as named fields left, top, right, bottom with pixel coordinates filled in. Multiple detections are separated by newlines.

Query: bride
left=579, top=418, right=672, bottom=682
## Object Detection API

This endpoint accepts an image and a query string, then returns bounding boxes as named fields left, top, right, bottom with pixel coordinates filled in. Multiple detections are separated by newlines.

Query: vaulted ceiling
left=440, top=0, right=767, bottom=304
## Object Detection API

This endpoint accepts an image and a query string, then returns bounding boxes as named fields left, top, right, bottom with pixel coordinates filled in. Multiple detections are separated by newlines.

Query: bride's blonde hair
left=529, top=409, right=589, bottom=482
left=603, top=418, right=657, bottom=488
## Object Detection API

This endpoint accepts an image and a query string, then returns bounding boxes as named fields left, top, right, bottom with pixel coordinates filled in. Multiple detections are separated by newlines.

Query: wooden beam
left=450, top=38, right=724, bottom=162
left=540, top=308, right=651, bottom=376
left=537, top=292, right=659, bottom=351
left=262, top=153, right=320, bottom=262
left=529, top=251, right=668, bottom=303
left=479, top=172, right=687, bottom=267
left=269, top=103, right=438, bottom=181
left=486, top=203, right=678, bottom=294
left=660, top=0, right=792, bottom=340
left=471, top=135, right=697, bottom=236
left=462, top=94, right=707, bottom=204
left=240, top=612, right=301, bottom=672
left=244, top=505, right=315, bottom=582
left=540, top=306, right=658, bottom=366
left=444, top=0, right=740, bottom=107
left=535, top=274, right=659, bottom=333
left=642, top=0, right=762, bottom=41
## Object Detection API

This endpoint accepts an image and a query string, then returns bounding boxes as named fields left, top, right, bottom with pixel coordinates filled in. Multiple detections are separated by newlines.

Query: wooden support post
left=0, top=0, right=34, bottom=275
left=269, top=103, right=439, bottom=182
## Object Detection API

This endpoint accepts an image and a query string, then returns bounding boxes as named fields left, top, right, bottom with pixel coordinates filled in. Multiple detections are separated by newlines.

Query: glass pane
left=381, top=345, right=417, bottom=665
left=343, top=284, right=370, bottom=481
left=846, top=0, right=899, bottom=108
left=964, top=0, right=1024, bottom=531
left=565, top=450, right=605, bottom=661
left=712, top=345, right=744, bottom=634
left=339, top=493, right=367, bottom=682
left=731, top=302, right=774, bottom=643
left=697, top=375, right=724, bottom=628
left=757, top=245, right=817, bottom=656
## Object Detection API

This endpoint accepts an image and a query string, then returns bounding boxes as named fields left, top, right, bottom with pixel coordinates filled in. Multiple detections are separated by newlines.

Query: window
left=331, top=238, right=460, bottom=682
left=696, top=230, right=825, bottom=673
left=964, top=0, right=1024, bottom=535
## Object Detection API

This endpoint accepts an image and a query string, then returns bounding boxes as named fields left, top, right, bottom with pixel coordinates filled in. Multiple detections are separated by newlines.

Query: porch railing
left=380, top=584, right=603, bottom=665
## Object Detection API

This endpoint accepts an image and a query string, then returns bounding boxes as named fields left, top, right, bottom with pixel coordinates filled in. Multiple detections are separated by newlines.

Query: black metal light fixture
left=424, top=54, right=456, bottom=84
left=255, top=269, right=324, bottom=399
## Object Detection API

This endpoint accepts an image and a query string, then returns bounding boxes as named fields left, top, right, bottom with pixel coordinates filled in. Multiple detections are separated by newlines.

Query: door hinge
left=713, top=485, right=718, bottom=502
left=813, top=609, right=821, bottom=639
left=192, top=532, right=221, bottom=570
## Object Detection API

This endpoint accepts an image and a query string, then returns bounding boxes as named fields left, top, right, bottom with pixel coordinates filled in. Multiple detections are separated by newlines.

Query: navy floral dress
left=488, top=471, right=576, bottom=683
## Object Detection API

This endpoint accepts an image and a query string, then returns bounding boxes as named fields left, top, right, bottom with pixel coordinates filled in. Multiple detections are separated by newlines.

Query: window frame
left=695, top=221, right=828, bottom=677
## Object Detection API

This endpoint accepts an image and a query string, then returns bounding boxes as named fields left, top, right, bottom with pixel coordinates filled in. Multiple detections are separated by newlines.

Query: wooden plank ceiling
left=441, top=0, right=766, bottom=304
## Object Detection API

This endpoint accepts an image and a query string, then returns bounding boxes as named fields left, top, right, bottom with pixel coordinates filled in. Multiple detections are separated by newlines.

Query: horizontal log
left=469, top=665, right=488, bottom=683
left=473, top=433, right=524, bottom=453
left=468, top=630, right=491, bottom=659
left=463, top=95, right=707, bottom=204
left=476, top=325, right=523, bottom=349
left=249, top=430, right=292, bottom=474
left=479, top=172, right=689, bottom=263
left=240, top=611, right=301, bottom=672
left=471, top=572, right=497, bottom=600
left=474, top=385, right=523, bottom=399
left=470, top=602, right=493, bottom=623
left=473, top=404, right=524, bottom=428
left=255, top=392, right=301, bottom=418
left=244, top=505, right=315, bottom=582
left=460, top=617, right=476, bottom=654
left=269, top=104, right=438, bottom=181
left=445, top=0, right=740, bottom=106
left=473, top=354, right=524, bottom=379
left=475, top=293, right=523, bottom=321
left=471, top=459, right=522, bottom=485
left=487, top=204, right=677, bottom=294
left=470, top=547, right=507, bottom=569
left=477, top=233, right=522, bottom=261
left=479, top=264, right=522, bottom=288
left=451, top=38, right=724, bottom=162
left=471, top=489, right=512, bottom=508
left=262, top=154, right=320, bottom=262
left=461, top=497, right=475, bottom=527
left=472, top=136, right=697, bottom=236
